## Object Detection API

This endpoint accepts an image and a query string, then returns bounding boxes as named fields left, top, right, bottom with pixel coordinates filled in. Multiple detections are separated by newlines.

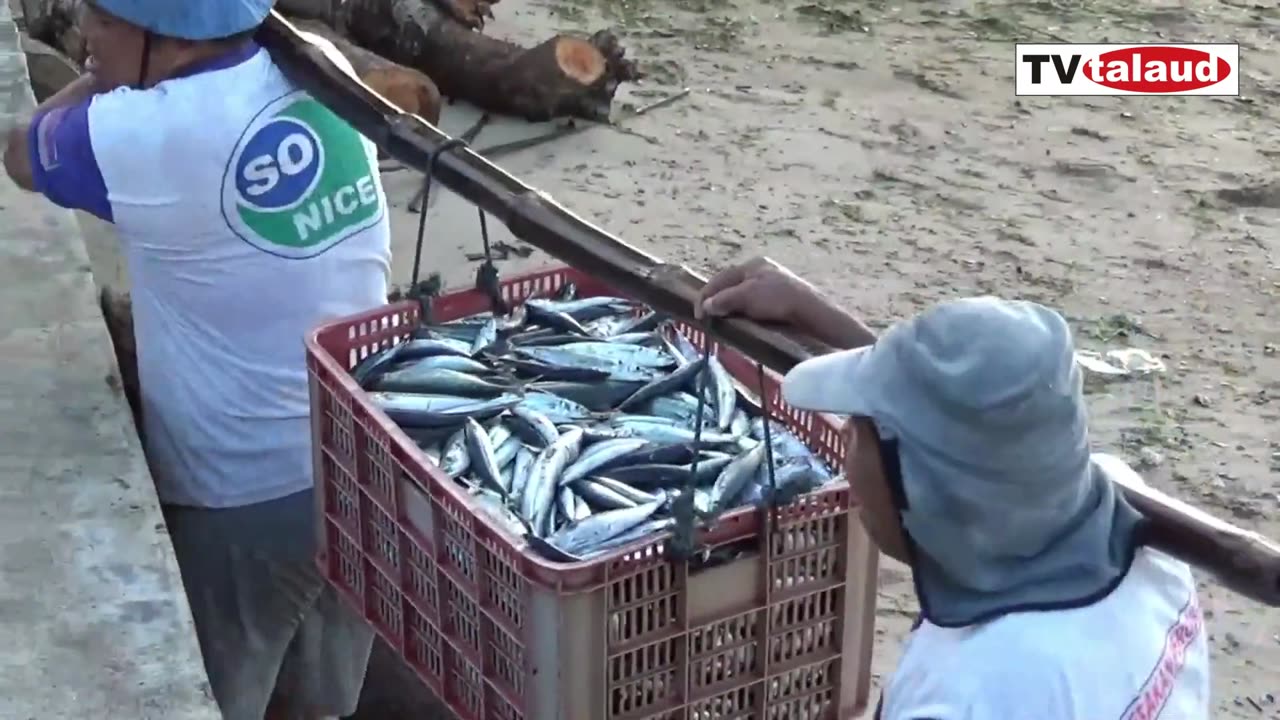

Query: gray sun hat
left=781, top=296, right=1142, bottom=627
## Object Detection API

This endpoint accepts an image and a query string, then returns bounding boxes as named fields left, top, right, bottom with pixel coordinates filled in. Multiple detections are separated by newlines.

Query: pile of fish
left=351, top=282, right=841, bottom=562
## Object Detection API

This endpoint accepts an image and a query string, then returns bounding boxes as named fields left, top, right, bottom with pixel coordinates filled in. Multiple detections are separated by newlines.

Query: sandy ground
left=72, top=0, right=1280, bottom=716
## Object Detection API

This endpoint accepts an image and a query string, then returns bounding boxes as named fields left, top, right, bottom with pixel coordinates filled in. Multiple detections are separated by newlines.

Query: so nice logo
left=221, top=91, right=384, bottom=259
left=1014, top=44, right=1239, bottom=96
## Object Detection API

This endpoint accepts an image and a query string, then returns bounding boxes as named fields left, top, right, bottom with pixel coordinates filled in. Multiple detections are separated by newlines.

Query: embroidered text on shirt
left=1119, top=594, right=1203, bottom=720
left=35, top=107, right=68, bottom=171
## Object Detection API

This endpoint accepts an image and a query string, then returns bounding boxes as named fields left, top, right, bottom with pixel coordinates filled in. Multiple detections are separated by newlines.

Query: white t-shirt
left=28, top=38, right=391, bottom=507
left=880, top=548, right=1209, bottom=719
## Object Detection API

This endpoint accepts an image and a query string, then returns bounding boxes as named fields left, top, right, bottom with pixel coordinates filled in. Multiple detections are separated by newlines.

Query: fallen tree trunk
left=338, top=0, right=639, bottom=122
left=25, top=0, right=636, bottom=123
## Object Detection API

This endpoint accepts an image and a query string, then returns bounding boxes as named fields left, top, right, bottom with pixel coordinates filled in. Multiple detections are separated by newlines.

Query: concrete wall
left=0, top=3, right=219, bottom=718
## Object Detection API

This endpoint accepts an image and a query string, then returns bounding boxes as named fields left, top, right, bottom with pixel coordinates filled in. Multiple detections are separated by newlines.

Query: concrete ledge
left=0, top=4, right=219, bottom=718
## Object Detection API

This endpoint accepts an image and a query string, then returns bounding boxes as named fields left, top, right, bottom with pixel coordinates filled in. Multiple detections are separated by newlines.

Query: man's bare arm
left=798, top=297, right=877, bottom=351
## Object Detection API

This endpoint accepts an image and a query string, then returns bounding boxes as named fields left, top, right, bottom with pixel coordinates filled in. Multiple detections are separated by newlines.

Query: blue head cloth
left=782, top=296, right=1143, bottom=626
left=92, top=0, right=274, bottom=40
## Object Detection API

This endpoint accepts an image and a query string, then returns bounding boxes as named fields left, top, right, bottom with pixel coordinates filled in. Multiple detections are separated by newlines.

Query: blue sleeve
left=27, top=100, right=114, bottom=222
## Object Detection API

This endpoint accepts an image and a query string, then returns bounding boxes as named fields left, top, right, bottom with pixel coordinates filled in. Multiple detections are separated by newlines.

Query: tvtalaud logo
left=1015, top=44, right=1239, bottom=96
left=221, top=91, right=384, bottom=259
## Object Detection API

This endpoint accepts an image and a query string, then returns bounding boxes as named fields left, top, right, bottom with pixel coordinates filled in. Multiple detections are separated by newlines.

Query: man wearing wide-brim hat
left=697, top=256, right=1210, bottom=718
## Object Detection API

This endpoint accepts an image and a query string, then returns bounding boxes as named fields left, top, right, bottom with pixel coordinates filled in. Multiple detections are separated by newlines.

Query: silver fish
left=363, top=301, right=844, bottom=563
left=750, top=418, right=821, bottom=465
left=710, top=442, right=768, bottom=511
left=402, top=355, right=493, bottom=374
left=525, top=305, right=590, bottom=335
left=470, top=317, right=500, bottom=356
left=509, top=445, right=537, bottom=503
left=658, top=333, right=690, bottom=369
left=549, top=342, right=675, bottom=368
left=513, top=347, right=659, bottom=383
left=669, top=330, right=703, bottom=364
left=589, top=475, right=660, bottom=505
left=488, top=422, right=514, bottom=450
left=371, top=367, right=512, bottom=397
left=617, top=357, right=708, bottom=412
left=607, top=331, right=657, bottom=345
left=585, top=314, right=635, bottom=338
left=352, top=343, right=407, bottom=386
left=689, top=453, right=736, bottom=484
left=707, top=355, right=737, bottom=431
left=521, top=364, right=619, bottom=385
left=693, top=489, right=714, bottom=515
left=494, top=434, right=523, bottom=469
left=573, top=479, right=639, bottom=510
left=559, top=438, right=650, bottom=486
left=557, top=486, right=579, bottom=523
left=467, top=487, right=528, bottom=538
left=440, top=428, right=470, bottom=478
left=548, top=494, right=666, bottom=556
left=736, top=482, right=766, bottom=507
left=528, top=296, right=633, bottom=319
left=611, top=312, right=663, bottom=337
left=398, top=336, right=475, bottom=360
left=464, top=417, right=507, bottom=493
left=598, top=463, right=693, bottom=490
left=579, top=517, right=678, bottom=559
left=647, top=393, right=716, bottom=426
left=521, top=427, right=585, bottom=534
left=529, top=380, right=645, bottom=411
left=610, top=418, right=741, bottom=446
left=608, top=414, right=685, bottom=428
left=572, top=495, right=593, bottom=521
left=506, top=406, right=560, bottom=448
left=370, top=392, right=522, bottom=427
left=755, top=457, right=827, bottom=497
left=517, top=391, right=595, bottom=424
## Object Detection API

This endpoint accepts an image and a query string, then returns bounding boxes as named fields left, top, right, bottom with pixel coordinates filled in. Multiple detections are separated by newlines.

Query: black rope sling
left=668, top=326, right=782, bottom=561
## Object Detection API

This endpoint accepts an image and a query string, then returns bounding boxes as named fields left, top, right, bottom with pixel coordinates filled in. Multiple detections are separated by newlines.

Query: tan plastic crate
left=307, top=267, right=880, bottom=719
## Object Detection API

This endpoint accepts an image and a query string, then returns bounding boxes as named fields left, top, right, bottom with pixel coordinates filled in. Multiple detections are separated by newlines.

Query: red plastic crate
left=306, top=266, right=880, bottom=719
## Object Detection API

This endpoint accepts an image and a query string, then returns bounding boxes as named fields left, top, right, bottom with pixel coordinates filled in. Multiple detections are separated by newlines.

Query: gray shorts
left=163, top=489, right=374, bottom=719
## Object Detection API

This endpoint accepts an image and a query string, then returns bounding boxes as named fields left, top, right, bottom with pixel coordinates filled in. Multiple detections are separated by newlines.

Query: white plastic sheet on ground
left=1075, top=348, right=1166, bottom=378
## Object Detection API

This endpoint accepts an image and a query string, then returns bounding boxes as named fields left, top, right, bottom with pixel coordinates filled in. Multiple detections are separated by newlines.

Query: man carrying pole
left=697, top=256, right=1211, bottom=719
left=4, top=2, right=389, bottom=718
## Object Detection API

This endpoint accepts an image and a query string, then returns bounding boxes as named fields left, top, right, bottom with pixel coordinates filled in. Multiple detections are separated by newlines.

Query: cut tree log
left=25, top=0, right=639, bottom=124
left=294, top=19, right=442, bottom=123
left=337, top=0, right=640, bottom=122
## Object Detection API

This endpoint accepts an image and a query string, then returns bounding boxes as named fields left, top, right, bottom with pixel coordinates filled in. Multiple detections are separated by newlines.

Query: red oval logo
left=1088, top=46, right=1231, bottom=93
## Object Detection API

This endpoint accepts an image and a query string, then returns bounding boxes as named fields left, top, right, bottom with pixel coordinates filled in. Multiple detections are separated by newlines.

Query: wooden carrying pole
left=257, top=12, right=1280, bottom=607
